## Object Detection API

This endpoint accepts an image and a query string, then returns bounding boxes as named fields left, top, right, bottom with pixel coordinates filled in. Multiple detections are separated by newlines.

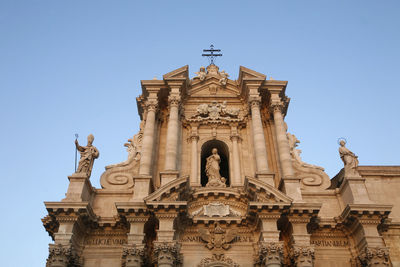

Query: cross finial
left=202, top=44, right=222, bottom=65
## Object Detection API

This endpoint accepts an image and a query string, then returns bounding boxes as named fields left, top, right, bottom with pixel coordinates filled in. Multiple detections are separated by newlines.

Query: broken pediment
left=245, top=177, right=293, bottom=204
left=144, top=176, right=190, bottom=203
left=163, top=65, right=189, bottom=81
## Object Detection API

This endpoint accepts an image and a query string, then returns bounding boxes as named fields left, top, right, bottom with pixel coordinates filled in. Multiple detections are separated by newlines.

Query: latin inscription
left=181, top=235, right=253, bottom=243
left=85, top=237, right=127, bottom=246
left=311, top=239, right=349, bottom=247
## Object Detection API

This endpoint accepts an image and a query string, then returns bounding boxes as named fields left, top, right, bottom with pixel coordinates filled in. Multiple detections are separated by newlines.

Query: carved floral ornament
left=358, top=246, right=390, bottom=266
left=46, top=244, right=81, bottom=267
left=197, top=254, right=240, bottom=267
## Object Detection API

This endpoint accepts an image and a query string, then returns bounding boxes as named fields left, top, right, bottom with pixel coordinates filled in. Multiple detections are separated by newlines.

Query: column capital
left=269, top=101, right=284, bottom=114
left=358, top=246, right=390, bottom=267
left=122, top=245, right=145, bottom=267
left=47, top=243, right=81, bottom=267
left=290, top=245, right=315, bottom=267
left=257, top=242, right=284, bottom=266
left=168, top=94, right=181, bottom=107
left=153, top=242, right=181, bottom=266
left=145, top=100, right=158, bottom=112
left=248, top=95, right=262, bottom=108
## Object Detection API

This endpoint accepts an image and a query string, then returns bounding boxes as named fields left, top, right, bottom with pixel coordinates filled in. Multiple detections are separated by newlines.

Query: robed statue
left=339, top=140, right=359, bottom=177
left=75, top=134, right=99, bottom=177
left=205, top=148, right=226, bottom=187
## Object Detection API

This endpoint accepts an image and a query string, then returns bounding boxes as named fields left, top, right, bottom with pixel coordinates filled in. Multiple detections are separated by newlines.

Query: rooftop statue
left=194, top=66, right=206, bottom=81
left=205, top=148, right=226, bottom=187
left=75, top=134, right=99, bottom=177
left=219, top=70, right=229, bottom=86
left=339, top=140, right=360, bottom=177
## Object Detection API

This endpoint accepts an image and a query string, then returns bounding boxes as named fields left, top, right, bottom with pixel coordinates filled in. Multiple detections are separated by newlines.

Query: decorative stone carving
left=287, top=132, right=330, bottom=190
left=100, top=122, right=144, bottom=189
left=74, top=134, right=99, bottom=177
left=358, top=246, right=390, bottom=267
left=190, top=202, right=242, bottom=218
left=122, top=245, right=144, bottom=267
left=194, top=66, right=207, bottom=81
left=153, top=242, right=181, bottom=267
left=205, top=148, right=226, bottom=188
left=46, top=244, right=81, bottom=267
left=339, top=140, right=360, bottom=177
left=258, top=242, right=283, bottom=267
left=197, top=254, right=240, bottom=267
left=290, top=245, right=315, bottom=267
left=198, top=222, right=237, bottom=250
left=188, top=101, right=243, bottom=125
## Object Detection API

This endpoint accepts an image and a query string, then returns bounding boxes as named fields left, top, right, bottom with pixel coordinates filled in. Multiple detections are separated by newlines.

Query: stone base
left=131, top=175, right=152, bottom=201
left=160, top=171, right=179, bottom=186
left=256, top=172, right=275, bottom=187
left=63, top=173, right=93, bottom=202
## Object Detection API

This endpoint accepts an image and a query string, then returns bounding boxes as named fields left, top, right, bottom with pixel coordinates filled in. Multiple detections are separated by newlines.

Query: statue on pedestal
left=205, top=148, right=226, bottom=187
left=339, top=140, right=359, bottom=177
left=75, top=134, right=99, bottom=177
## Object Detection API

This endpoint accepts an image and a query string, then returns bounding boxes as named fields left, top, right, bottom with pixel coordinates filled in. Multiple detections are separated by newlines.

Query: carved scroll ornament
left=100, top=122, right=144, bottom=189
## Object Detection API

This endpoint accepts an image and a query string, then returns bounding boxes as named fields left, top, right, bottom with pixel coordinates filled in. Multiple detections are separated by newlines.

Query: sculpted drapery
left=205, top=148, right=226, bottom=187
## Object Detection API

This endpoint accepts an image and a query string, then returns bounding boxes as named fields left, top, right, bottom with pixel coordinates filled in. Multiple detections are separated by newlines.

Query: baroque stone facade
left=43, top=64, right=400, bottom=266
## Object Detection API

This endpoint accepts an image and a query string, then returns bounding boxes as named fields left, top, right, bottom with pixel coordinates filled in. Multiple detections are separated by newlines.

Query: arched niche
left=201, top=140, right=230, bottom=187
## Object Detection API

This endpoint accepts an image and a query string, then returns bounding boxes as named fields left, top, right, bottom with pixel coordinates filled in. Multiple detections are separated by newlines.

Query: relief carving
left=287, top=132, right=331, bottom=190
left=100, top=122, right=144, bottom=189
left=191, top=202, right=242, bottom=218
left=188, top=101, right=243, bottom=124
left=198, top=254, right=240, bottom=267
left=198, top=222, right=237, bottom=250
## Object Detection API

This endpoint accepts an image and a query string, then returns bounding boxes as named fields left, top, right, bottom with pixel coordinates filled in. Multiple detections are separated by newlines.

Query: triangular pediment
left=190, top=79, right=239, bottom=97
left=163, top=65, right=189, bottom=80
left=245, top=177, right=293, bottom=203
left=238, top=66, right=266, bottom=80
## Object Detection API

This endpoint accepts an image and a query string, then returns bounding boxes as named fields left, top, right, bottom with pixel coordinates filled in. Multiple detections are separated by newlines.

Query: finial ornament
left=202, top=44, right=222, bottom=65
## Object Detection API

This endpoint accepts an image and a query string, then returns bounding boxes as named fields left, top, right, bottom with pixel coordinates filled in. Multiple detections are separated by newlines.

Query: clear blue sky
left=1, top=1, right=399, bottom=266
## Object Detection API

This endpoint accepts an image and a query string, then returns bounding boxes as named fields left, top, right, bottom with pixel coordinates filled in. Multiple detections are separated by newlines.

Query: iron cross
left=202, top=44, right=222, bottom=65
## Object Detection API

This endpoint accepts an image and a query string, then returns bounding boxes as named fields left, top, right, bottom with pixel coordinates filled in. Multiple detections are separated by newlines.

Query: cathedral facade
left=43, top=64, right=400, bottom=267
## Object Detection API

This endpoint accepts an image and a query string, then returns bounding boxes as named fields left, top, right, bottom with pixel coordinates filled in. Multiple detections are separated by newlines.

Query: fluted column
left=230, top=125, right=242, bottom=186
left=250, top=98, right=269, bottom=173
left=164, top=95, right=181, bottom=171
left=271, top=102, right=294, bottom=178
left=190, top=125, right=199, bottom=186
left=139, top=101, right=157, bottom=176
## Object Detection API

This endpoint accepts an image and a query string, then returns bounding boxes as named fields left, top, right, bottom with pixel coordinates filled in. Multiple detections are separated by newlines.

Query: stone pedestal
left=160, top=171, right=179, bottom=187
left=339, top=175, right=372, bottom=205
left=63, top=173, right=93, bottom=202
left=131, top=175, right=151, bottom=201
left=256, top=172, right=275, bottom=187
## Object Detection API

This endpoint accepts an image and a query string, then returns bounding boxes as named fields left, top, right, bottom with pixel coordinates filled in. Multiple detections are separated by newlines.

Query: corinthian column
left=271, top=102, right=294, bottom=178
left=230, top=124, right=242, bottom=186
left=139, top=101, right=157, bottom=176
left=164, top=95, right=181, bottom=171
left=189, top=125, right=199, bottom=186
left=249, top=97, right=270, bottom=173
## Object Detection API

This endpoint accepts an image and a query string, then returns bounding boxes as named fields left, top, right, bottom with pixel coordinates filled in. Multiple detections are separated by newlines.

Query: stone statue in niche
left=339, top=140, right=360, bottom=177
left=194, top=66, right=207, bottom=81
left=75, top=134, right=99, bottom=177
left=205, top=148, right=226, bottom=187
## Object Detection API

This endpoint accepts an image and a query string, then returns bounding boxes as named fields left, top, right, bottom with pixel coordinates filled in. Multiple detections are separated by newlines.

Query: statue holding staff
left=75, top=134, right=99, bottom=177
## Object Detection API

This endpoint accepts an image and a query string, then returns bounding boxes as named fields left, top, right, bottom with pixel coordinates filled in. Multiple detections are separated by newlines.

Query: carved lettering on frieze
left=310, top=239, right=349, bottom=247
left=84, top=237, right=127, bottom=246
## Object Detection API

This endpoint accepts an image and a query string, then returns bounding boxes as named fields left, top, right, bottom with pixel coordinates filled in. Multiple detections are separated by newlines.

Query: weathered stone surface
left=43, top=63, right=400, bottom=267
